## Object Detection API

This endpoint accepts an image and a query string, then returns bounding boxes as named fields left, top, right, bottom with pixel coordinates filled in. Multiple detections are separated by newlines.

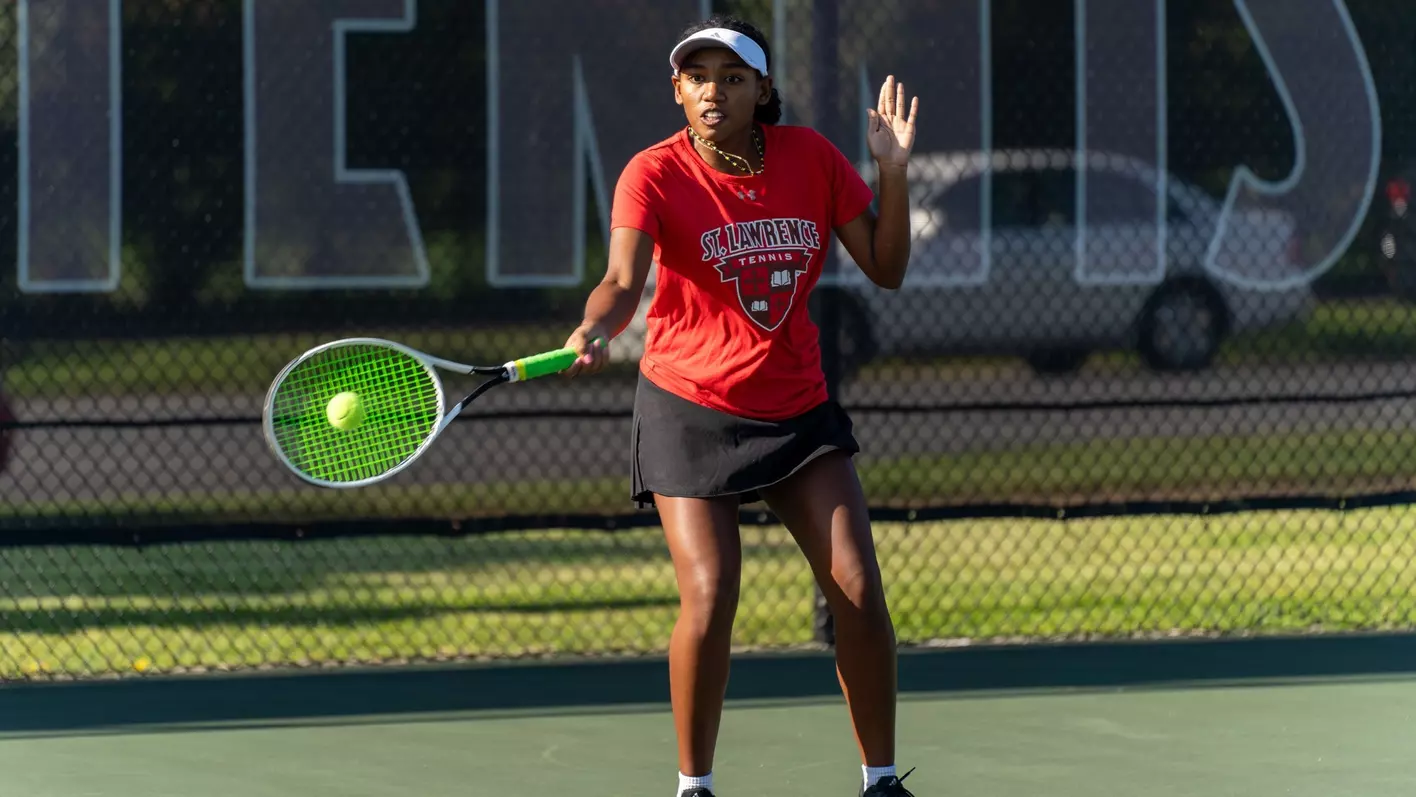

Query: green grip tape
left=511, top=338, right=605, bottom=381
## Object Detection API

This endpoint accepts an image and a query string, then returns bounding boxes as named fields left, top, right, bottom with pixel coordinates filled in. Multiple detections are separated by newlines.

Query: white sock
left=864, top=764, right=896, bottom=788
left=678, top=771, right=713, bottom=795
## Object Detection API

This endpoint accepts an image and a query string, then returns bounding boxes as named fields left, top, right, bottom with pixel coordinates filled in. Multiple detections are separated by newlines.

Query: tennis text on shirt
left=701, top=218, right=821, bottom=331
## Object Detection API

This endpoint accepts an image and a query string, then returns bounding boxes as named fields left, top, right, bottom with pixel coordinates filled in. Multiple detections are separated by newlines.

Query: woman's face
left=672, top=46, right=771, bottom=142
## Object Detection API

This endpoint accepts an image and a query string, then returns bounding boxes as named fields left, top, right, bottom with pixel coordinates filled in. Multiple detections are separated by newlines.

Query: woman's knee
left=829, top=556, right=888, bottom=618
left=657, top=495, right=744, bottom=637
left=677, top=563, right=741, bottom=635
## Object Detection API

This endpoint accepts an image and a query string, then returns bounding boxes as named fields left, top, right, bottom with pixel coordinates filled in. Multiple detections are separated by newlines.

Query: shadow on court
left=4, top=633, right=1416, bottom=738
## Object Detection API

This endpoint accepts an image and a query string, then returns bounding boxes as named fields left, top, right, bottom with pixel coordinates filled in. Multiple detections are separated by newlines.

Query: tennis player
left=563, top=13, right=919, bottom=797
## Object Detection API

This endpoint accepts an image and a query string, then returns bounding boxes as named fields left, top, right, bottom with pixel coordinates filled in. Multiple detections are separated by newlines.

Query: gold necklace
left=688, top=126, right=765, bottom=176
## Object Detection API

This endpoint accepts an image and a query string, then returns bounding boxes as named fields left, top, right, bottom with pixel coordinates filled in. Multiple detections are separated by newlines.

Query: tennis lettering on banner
left=11, top=0, right=1381, bottom=294
left=242, top=0, right=430, bottom=289
left=17, top=0, right=122, bottom=294
left=485, top=0, right=708, bottom=287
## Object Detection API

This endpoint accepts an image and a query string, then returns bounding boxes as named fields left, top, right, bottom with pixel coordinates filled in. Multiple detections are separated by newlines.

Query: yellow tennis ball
left=326, top=391, right=366, bottom=431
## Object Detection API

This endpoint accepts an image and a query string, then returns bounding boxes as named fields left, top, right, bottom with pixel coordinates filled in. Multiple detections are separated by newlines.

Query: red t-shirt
left=611, top=124, right=875, bottom=421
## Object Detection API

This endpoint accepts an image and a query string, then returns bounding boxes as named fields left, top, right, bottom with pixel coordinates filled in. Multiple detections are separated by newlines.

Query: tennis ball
left=326, top=391, right=366, bottom=431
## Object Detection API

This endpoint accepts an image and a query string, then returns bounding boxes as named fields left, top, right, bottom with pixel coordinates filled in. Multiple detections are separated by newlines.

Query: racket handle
left=506, top=338, right=605, bottom=382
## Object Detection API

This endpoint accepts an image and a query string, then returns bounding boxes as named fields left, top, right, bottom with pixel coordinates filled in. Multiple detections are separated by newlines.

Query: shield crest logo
left=714, top=248, right=811, bottom=331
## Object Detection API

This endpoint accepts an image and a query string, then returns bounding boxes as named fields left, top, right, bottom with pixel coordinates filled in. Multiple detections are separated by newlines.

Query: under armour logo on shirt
left=736, top=189, right=758, bottom=201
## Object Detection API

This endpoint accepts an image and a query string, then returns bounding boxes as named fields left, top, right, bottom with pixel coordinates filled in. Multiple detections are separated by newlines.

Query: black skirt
left=630, top=371, right=861, bottom=509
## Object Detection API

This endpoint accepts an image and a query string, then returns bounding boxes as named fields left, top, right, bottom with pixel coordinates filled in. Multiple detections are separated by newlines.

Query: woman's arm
left=562, top=226, right=656, bottom=378
left=837, top=75, right=919, bottom=290
left=836, top=163, right=912, bottom=290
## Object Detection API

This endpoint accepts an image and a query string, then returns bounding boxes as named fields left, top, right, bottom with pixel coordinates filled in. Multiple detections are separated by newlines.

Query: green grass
left=5, top=507, right=1416, bottom=680
left=863, top=427, right=1416, bottom=505
left=5, top=426, right=1413, bottom=527
left=4, top=297, right=1416, bottom=679
left=3, top=326, right=579, bottom=400
left=1224, top=296, right=1416, bottom=362
left=7, top=297, right=1416, bottom=400
left=0, top=477, right=634, bottom=525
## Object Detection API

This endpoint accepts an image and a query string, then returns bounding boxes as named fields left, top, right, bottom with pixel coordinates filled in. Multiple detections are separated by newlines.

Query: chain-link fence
left=3, top=0, right=1416, bottom=680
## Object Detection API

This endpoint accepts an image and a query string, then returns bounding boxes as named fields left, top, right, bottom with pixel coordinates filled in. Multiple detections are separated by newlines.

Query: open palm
left=866, top=75, right=919, bottom=169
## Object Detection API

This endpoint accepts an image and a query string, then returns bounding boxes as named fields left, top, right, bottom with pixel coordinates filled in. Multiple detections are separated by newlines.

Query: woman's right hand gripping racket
left=262, top=337, right=601, bottom=488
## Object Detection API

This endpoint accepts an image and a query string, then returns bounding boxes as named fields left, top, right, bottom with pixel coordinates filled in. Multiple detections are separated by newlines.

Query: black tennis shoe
left=861, top=767, right=916, bottom=797
left=680, top=789, right=715, bottom=797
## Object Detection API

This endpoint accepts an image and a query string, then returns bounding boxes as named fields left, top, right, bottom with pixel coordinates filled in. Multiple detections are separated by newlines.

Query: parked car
left=615, top=149, right=1314, bottom=376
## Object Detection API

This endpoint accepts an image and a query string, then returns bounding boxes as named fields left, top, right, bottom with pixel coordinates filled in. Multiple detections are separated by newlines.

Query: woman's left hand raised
left=866, top=75, right=919, bottom=170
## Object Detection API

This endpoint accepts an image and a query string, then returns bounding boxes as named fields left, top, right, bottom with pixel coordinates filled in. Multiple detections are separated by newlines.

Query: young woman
left=562, top=14, right=920, bottom=797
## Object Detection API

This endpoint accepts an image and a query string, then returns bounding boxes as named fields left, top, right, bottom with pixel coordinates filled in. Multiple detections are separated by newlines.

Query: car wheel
left=1137, top=278, right=1227, bottom=372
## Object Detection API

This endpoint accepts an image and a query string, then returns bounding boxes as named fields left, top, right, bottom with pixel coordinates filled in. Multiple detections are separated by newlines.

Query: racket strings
left=283, top=351, right=434, bottom=481
left=268, top=344, right=441, bottom=484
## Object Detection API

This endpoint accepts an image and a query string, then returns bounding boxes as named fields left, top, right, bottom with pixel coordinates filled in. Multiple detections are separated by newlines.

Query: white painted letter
left=18, top=0, right=122, bottom=293
left=486, top=0, right=705, bottom=287
left=1205, top=0, right=1380, bottom=290
left=243, top=0, right=429, bottom=289
left=1076, top=0, right=1167, bottom=286
left=834, top=0, right=991, bottom=288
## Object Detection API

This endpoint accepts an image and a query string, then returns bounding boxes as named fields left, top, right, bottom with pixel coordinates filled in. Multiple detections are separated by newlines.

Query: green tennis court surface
left=2, top=640, right=1415, bottom=796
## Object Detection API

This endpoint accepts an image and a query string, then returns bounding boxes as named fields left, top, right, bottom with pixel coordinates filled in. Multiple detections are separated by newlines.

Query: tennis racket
left=262, top=337, right=597, bottom=488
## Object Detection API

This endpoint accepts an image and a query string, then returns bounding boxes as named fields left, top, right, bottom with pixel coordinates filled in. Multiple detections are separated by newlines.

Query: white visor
left=669, top=28, right=769, bottom=77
